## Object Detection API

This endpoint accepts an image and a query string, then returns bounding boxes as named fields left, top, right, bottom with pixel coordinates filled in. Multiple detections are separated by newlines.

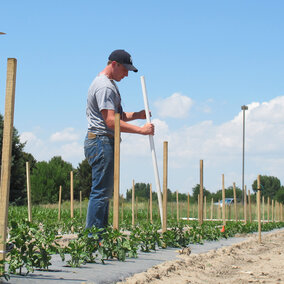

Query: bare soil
left=118, top=229, right=284, bottom=284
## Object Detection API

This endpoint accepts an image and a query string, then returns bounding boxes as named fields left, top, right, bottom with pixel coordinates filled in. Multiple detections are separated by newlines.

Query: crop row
left=1, top=216, right=284, bottom=281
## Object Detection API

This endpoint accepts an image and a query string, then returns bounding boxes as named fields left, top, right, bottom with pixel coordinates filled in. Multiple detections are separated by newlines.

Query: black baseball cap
left=108, top=49, right=138, bottom=72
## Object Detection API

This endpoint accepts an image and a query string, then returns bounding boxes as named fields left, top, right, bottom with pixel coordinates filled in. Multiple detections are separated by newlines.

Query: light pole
left=241, top=105, right=248, bottom=204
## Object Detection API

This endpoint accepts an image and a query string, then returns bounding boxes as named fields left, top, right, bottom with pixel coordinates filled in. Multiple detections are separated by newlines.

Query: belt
left=88, top=132, right=114, bottom=139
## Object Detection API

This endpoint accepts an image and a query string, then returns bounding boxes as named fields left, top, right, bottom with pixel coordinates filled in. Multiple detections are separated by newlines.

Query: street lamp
left=241, top=105, right=248, bottom=204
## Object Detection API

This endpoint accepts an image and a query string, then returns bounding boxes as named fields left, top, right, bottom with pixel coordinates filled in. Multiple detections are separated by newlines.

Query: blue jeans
left=84, top=134, right=114, bottom=229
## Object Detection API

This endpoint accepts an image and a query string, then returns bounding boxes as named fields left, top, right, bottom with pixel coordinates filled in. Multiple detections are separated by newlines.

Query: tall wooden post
left=233, top=182, right=237, bottom=221
left=58, top=186, right=62, bottom=221
left=187, top=193, right=190, bottom=220
left=0, top=58, right=17, bottom=261
left=262, top=196, right=265, bottom=222
left=132, top=180, right=135, bottom=226
left=70, top=171, right=74, bottom=232
left=222, top=174, right=226, bottom=226
left=136, top=196, right=138, bottom=220
left=257, top=175, right=261, bottom=243
left=272, top=200, right=274, bottom=222
left=70, top=171, right=74, bottom=219
left=150, top=184, right=153, bottom=223
left=204, top=196, right=207, bottom=220
left=267, top=197, right=270, bottom=222
left=248, top=190, right=252, bottom=222
left=80, top=191, right=82, bottom=218
left=218, top=200, right=221, bottom=219
left=26, top=161, right=32, bottom=222
left=211, top=198, right=213, bottom=220
left=199, top=160, right=204, bottom=225
left=162, top=141, right=168, bottom=232
left=121, top=197, right=124, bottom=222
left=197, top=194, right=200, bottom=220
left=176, top=191, right=179, bottom=223
left=113, top=113, right=120, bottom=230
left=244, top=185, right=247, bottom=224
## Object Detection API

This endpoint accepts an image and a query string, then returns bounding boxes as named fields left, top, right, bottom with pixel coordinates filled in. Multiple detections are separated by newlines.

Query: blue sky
left=1, top=1, right=284, bottom=197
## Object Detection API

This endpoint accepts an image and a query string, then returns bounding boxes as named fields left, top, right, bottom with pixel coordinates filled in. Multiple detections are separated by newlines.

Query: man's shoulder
left=91, top=75, right=115, bottom=91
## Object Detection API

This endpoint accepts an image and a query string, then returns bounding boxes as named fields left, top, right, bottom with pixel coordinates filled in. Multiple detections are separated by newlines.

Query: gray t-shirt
left=86, top=74, right=121, bottom=136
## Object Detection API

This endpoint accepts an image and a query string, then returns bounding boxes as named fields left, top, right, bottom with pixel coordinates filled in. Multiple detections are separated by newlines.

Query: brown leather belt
left=88, top=132, right=114, bottom=139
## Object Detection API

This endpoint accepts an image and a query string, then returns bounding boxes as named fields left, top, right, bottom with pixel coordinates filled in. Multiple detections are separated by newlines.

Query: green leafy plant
left=99, top=226, right=137, bottom=262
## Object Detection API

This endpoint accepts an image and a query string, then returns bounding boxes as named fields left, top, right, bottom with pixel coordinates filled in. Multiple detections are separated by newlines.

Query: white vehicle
left=214, top=198, right=234, bottom=207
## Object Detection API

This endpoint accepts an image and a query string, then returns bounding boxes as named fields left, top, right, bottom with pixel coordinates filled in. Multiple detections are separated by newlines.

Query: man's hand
left=135, top=110, right=147, bottom=119
left=140, top=123, right=154, bottom=135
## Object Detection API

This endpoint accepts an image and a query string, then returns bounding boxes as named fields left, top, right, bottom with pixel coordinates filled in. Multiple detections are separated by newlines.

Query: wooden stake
left=176, top=191, right=179, bottom=223
left=222, top=174, right=226, bottom=226
left=70, top=171, right=74, bottom=232
left=262, top=196, right=265, bottom=222
left=257, top=175, right=261, bottom=243
left=204, top=196, right=207, bottom=220
left=233, top=182, right=238, bottom=221
left=267, top=197, right=270, bottom=222
left=70, top=171, right=74, bottom=219
left=199, top=160, right=204, bottom=225
left=162, top=141, right=168, bottom=232
left=218, top=200, right=221, bottom=219
left=113, top=113, right=120, bottom=230
left=132, top=180, right=135, bottom=226
left=80, top=191, right=82, bottom=218
left=272, top=200, right=274, bottom=222
left=150, top=184, right=153, bottom=223
left=58, top=186, right=62, bottom=221
left=0, top=58, right=17, bottom=261
left=198, top=194, right=200, bottom=220
left=211, top=198, right=213, bottom=220
left=136, top=196, right=138, bottom=220
left=26, top=161, right=32, bottom=222
left=121, top=197, right=124, bottom=222
left=248, top=190, right=252, bottom=222
left=187, top=193, right=190, bottom=221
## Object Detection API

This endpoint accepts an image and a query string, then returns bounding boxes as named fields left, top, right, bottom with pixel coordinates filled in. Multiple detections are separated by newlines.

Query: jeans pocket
left=84, top=139, right=99, bottom=166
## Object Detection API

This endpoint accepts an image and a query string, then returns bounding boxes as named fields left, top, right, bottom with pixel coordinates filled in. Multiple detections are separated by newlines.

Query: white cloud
left=20, top=131, right=44, bottom=148
left=50, top=127, right=79, bottom=142
left=154, top=93, right=193, bottom=118
left=19, top=96, right=284, bottom=196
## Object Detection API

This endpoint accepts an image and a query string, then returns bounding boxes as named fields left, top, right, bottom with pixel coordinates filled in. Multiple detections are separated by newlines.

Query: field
left=1, top=199, right=284, bottom=283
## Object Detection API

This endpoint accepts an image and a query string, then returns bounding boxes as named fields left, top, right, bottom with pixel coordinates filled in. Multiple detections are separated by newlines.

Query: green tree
left=126, top=183, right=151, bottom=201
left=252, top=175, right=281, bottom=199
left=275, top=186, right=284, bottom=203
left=30, top=156, right=74, bottom=204
left=75, top=158, right=92, bottom=199
left=211, top=185, right=242, bottom=202
left=0, top=114, right=28, bottom=205
left=192, top=184, right=211, bottom=202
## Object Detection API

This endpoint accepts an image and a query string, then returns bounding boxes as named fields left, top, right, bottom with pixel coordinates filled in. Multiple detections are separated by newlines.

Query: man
left=85, top=49, right=154, bottom=230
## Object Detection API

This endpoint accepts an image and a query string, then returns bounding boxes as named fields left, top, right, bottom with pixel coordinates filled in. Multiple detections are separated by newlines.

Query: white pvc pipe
left=140, top=76, right=163, bottom=225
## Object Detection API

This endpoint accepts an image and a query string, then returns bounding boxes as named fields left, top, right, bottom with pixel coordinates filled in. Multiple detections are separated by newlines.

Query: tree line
left=1, top=113, right=284, bottom=205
